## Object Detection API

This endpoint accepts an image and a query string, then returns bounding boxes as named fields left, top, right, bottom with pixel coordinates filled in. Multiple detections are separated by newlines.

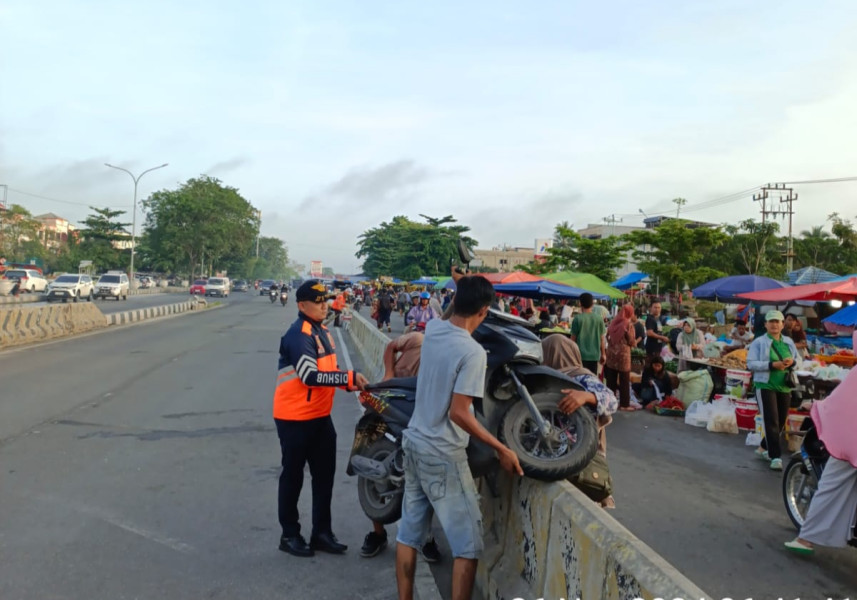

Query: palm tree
left=800, top=225, right=830, bottom=240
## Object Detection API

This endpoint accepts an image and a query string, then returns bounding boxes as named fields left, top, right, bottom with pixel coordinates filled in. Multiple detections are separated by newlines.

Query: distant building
left=473, top=246, right=534, bottom=272
left=642, top=216, right=715, bottom=230
left=33, top=213, right=77, bottom=250
left=575, top=223, right=646, bottom=279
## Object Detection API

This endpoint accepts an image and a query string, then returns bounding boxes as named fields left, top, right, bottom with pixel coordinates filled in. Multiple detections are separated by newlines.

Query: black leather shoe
left=279, top=534, right=314, bottom=557
left=310, top=531, right=348, bottom=554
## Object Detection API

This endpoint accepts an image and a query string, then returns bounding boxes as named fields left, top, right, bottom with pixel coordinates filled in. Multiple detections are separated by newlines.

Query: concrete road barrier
left=0, top=303, right=108, bottom=349
left=107, top=298, right=205, bottom=326
left=128, top=286, right=187, bottom=296
left=0, top=293, right=45, bottom=305
left=479, top=474, right=709, bottom=600
left=345, top=313, right=711, bottom=600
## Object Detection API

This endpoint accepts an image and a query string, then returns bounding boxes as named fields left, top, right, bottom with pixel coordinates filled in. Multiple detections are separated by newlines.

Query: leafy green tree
left=626, top=219, right=729, bottom=293
left=793, top=224, right=842, bottom=273
left=0, top=204, right=41, bottom=261
left=522, top=221, right=626, bottom=281
left=356, top=215, right=476, bottom=279
left=141, top=176, right=259, bottom=280
left=706, top=220, right=785, bottom=279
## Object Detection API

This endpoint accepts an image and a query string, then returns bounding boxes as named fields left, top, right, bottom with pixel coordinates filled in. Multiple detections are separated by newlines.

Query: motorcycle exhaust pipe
left=350, top=455, right=389, bottom=481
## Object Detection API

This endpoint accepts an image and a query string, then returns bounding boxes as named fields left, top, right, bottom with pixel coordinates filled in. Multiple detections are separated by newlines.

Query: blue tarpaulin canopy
left=788, top=266, right=841, bottom=285
left=494, top=280, right=609, bottom=300
left=692, top=275, right=787, bottom=303
left=439, top=278, right=456, bottom=290
left=410, top=278, right=438, bottom=285
left=611, top=272, right=648, bottom=290
left=823, top=303, right=857, bottom=327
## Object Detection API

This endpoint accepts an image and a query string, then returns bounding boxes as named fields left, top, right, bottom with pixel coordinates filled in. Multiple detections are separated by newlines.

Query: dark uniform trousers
left=276, top=415, right=337, bottom=538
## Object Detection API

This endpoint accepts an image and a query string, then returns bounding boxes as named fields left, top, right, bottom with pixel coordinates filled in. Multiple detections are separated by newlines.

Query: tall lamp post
left=105, top=162, right=168, bottom=284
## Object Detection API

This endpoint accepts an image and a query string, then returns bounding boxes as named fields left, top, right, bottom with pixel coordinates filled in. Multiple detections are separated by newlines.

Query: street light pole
left=105, top=162, right=168, bottom=284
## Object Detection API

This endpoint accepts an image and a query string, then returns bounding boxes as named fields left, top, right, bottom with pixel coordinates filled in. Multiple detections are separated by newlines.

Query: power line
left=6, top=187, right=127, bottom=209
left=780, top=176, right=857, bottom=185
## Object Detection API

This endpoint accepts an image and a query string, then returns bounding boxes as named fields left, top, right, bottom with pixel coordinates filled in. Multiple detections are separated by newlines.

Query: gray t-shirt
left=403, top=319, right=486, bottom=459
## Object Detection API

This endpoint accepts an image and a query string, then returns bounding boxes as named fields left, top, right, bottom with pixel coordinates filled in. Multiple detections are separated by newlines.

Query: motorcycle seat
left=367, top=377, right=417, bottom=391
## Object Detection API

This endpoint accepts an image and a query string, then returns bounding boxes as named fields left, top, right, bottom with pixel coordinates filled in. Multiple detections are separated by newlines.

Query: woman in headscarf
left=676, top=318, right=705, bottom=371
left=604, top=304, right=637, bottom=411
left=542, top=334, right=619, bottom=507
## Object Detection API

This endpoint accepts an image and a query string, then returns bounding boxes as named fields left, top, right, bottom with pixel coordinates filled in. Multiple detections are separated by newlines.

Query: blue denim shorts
left=396, top=438, right=483, bottom=559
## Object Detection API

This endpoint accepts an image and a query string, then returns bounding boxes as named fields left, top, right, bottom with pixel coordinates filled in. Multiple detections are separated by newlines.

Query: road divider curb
left=0, top=303, right=109, bottom=349
left=345, top=308, right=710, bottom=600
left=107, top=298, right=207, bottom=326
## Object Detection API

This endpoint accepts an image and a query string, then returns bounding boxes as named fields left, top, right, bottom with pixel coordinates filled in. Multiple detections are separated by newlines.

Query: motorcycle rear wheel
left=783, top=456, right=817, bottom=530
left=357, top=437, right=404, bottom=525
left=499, top=391, right=598, bottom=481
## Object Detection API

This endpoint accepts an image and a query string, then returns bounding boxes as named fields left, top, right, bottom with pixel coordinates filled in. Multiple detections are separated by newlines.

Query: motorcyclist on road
left=405, top=292, right=440, bottom=332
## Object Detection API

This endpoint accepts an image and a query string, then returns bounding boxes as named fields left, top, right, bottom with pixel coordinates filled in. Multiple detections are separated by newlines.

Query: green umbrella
left=543, top=271, right=625, bottom=299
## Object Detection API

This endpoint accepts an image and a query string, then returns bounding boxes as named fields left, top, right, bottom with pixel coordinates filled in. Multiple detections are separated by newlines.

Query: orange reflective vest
left=273, top=313, right=354, bottom=421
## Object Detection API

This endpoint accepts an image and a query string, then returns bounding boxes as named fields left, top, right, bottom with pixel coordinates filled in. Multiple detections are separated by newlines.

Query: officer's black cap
left=296, top=280, right=328, bottom=303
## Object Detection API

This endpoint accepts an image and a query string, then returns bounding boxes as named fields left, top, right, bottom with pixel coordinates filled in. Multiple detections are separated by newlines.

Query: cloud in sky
left=3, top=0, right=857, bottom=273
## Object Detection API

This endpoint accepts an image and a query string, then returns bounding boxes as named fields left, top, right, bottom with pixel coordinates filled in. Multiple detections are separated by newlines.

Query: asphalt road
left=350, top=305, right=857, bottom=600
left=0, top=293, right=400, bottom=600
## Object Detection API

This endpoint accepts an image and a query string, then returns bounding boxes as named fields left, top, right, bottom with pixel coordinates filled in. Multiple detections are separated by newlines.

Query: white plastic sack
left=684, top=400, right=712, bottom=427
left=706, top=396, right=739, bottom=434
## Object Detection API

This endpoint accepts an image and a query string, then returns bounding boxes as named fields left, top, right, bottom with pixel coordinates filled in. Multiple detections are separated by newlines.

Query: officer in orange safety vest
left=274, top=280, right=368, bottom=558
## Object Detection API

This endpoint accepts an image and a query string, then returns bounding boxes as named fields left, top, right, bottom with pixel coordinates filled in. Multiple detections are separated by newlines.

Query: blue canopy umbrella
left=823, top=303, right=857, bottom=327
left=494, top=280, right=609, bottom=300
left=410, top=277, right=438, bottom=286
left=692, top=275, right=787, bottom=303
left=439, top=278, right=456, bottom=290
left=611, top=271, right=648, bottom=290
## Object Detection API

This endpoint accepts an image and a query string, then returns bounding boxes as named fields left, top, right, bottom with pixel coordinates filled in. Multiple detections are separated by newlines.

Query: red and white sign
left=310, top=260, right=323, bottom=278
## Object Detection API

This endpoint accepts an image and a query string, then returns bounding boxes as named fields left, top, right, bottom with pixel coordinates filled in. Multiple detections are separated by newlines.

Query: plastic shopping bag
left=706, top=396, right=739, bottom=434
left=684, top=400, right=712, bottom=427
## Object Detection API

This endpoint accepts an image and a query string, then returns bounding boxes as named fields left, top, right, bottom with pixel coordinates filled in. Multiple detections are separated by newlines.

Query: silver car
left=205, top=277, right=229, bottom=298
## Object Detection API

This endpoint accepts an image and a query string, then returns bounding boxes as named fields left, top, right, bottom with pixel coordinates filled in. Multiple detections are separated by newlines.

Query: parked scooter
left=348, top=306, right=598, bottom=524
left=783, top=416, right=857, bottom=546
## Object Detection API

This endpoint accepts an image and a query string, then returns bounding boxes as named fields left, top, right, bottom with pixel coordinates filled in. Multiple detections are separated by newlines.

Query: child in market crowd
left=632, top=356, right=673, bottom=406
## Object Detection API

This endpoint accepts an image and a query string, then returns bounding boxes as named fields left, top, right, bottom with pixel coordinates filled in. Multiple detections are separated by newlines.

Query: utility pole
left=672, top=197, right=687, bottom=218
left=0, top=184, right=7, bottom=255
left=255, top=209, right=261, bottom=258
left=754, top=183, right=797, bottom=272
left=603, top=214, right=623, bottom=237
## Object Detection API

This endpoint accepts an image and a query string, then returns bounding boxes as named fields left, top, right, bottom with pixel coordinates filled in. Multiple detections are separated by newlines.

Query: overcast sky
left=2, top=1, right=857, bottom=274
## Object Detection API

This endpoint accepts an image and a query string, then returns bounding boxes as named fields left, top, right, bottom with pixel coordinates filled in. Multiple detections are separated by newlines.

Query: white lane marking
left=93, top=510, right=195, bottom=554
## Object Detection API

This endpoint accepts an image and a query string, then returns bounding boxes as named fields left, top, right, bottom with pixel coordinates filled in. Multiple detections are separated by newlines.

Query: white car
left=205, top=277, right=229, bottom=298
left=46, top=274, right=95, bottom=302
left=3, top=268, right=48, bottom=293
left=94, top=271, right=130, bottom=300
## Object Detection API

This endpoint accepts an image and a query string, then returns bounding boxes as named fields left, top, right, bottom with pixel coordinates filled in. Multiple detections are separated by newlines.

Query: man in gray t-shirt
left=403, top=318, right=485, bottom=459
left=396, top=274, right=523, bottom=600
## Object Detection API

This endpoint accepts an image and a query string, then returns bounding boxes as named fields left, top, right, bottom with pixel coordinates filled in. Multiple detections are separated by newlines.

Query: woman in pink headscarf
left=604, top=304, right=637, bottom=411
left=784, top=367, right=857, bottom=555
